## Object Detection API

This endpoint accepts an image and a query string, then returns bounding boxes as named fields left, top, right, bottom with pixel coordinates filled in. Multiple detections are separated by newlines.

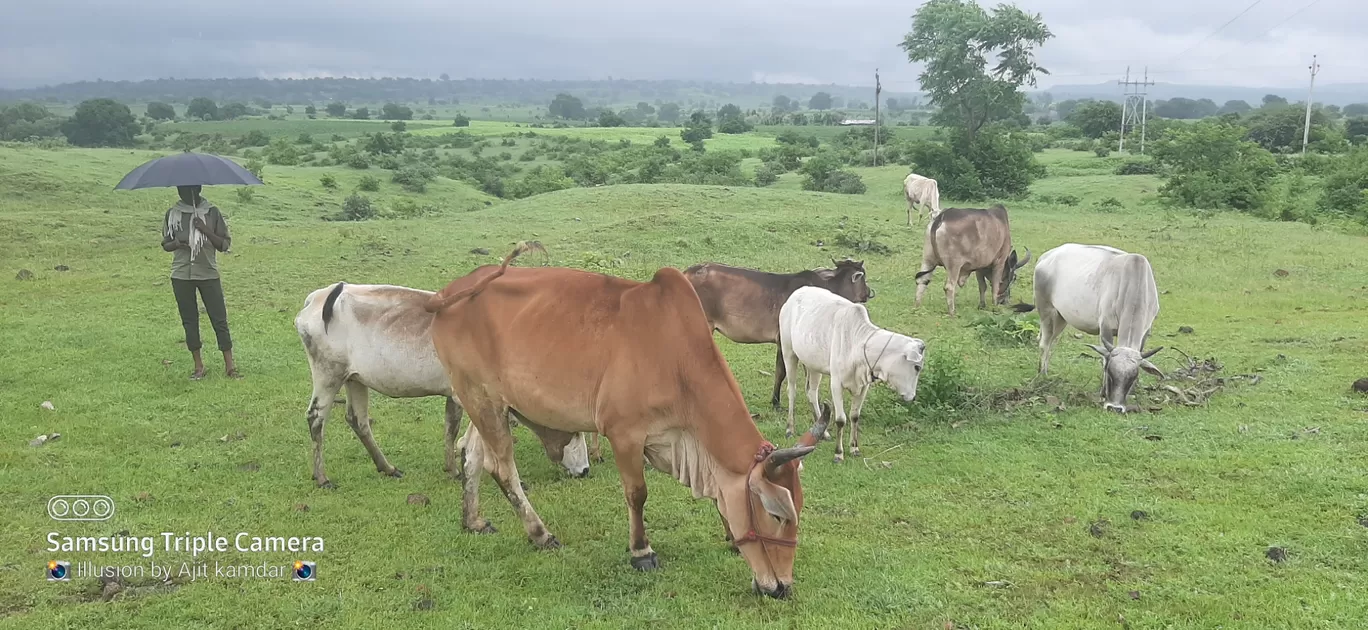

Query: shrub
left=320, top=174, right=338, bottom=189
left=1115, top=160, right=1158, bottom=175
left=238, top=130, right=270, bottom=147
left=358, top=175, right=381, bottom=192
left=1094, top=146, right=1111, bottom=158
left=506, top=165, right=576, bottom=199
left=346, top=153, right=371, bottom=169
left=754, top=163, right=782, bottom=187
left=912, top=349, right=972, bottom=416
left=1151, top=120, right=1278, bottom=211
left=235, top=187, right=254, bottom=203
left=799, top=154, right=867, bottom=194
left=296, top=133, right=313, bottom=145
left=264, top=138, right=300, bottom=165
left=1055, top=194, right=1081, bottom=206
left=339, top=194, right=376, bottom=221
left=1317, top=148, right=1368, bottom=221
left=244, top=159, right=264, bottom=180
left=392, top=164, right=436, bottom=193
left=391, top=121, right=407, bottom=132
left=969, top=312, right=1039, bottom=346
left=1093, top=197, right=1124, bottom=212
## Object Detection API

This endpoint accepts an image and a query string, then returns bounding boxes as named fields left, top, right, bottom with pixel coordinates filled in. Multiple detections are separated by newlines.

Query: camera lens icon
left=48, top=495, right=114, bottom=521
left=293, top=561, right=316, bottom=582
left=48, top=561, right=70, bottom=582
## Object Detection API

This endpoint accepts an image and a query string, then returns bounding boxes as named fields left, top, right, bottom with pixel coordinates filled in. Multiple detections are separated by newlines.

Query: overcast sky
left=1, top=0, right=1363, bottom=89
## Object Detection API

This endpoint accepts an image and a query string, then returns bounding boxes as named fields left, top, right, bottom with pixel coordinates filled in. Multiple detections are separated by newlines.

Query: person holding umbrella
left=162, top=184, right=238, bottom=380
left=116, top=151, right=262, bottom=380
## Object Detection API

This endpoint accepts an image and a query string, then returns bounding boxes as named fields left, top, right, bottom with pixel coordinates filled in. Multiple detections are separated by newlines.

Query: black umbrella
left=114, top=151, right=263, bottom=190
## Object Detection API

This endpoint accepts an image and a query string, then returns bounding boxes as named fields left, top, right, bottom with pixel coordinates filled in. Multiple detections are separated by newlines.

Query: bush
left=346, top=153, right=371, bottom=169
left=358, top=175, right=381, bottom=192
left=238, top=130, right=270, bottom=147
left=969, top=312, right=1039, bottom=346
left=1055, top=194, right=1080, bottom=206
left=1093, top=197, right=1124, bottom=212
left=1317, top=149, right=1368, bottom=221
left=1151, top=120, right=1278, bottom=211
left=235, top=187, right=254, bottom=204
left=295, top=133, right=313, bottom=145
left=754, top=163, right=782, bottom=187
left=717, top=116, right=753, bottom=134
left=799, top=154, right=867, bottom=194
left=264, top=138, right=300, bottom=165
left=1094, top=146, right=1111, bottom=158
left=506, top=165, right=576, bottom=199
left=907, top=141, right=984, bottom=200
left=1115, top=160, right=1158, bottom=175
left=244, top=159, right=264, bottom=180
left=320, top=174, right=338, bottom=189
left=340, top=194, right=376, bottom=221
left=392, top=164, right=436, bottom=193
left=912, top=348, right=972, bottom=417
left=391, top=121, right=407, bottom=132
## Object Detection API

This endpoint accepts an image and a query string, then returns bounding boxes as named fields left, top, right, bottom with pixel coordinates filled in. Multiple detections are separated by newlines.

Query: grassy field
left=2, top=138, right=1368, bottom=629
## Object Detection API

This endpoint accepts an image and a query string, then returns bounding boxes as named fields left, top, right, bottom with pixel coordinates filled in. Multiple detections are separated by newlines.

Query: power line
left=1192, top=0, right=1328, bottom=67
left=1165, top=0, right=1266, bottom=64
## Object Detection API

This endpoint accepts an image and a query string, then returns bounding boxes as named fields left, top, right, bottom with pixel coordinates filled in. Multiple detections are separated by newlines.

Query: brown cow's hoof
left=385, top=468, right=404, bottom=478
left=850, top=447, right=861, bottom=458
left=785, top=428, right=794, bottom=439
left=468, top=521, right=497, bottom=535
left=536, top=535, right=561, bottom=550
left=630, top=552, right=660, bottom=571
left=833, top=454, right=845, bottom=464
left=317, top=480, right=336, bottom=490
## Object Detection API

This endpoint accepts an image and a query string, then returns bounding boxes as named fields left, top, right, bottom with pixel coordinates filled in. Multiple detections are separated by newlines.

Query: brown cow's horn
left=1141, top=346, right=1164, bottom=359
left=1014, top=247, right=1032, bottom=270
left=795, top=402, right=832, bottom=449
left=1101, top=336, right=1115, bottom=352
left=765, top=445, right=817, bottom=476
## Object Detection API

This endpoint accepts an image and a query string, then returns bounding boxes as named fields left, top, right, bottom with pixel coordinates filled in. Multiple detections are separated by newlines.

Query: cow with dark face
left=913, top=205, right=1031, bottom=316
left=686, top=259, right=874, bottom=412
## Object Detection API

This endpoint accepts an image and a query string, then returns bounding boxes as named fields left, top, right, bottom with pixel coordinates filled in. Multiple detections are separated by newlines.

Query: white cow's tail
left=322, top=281, right=346, bottom=333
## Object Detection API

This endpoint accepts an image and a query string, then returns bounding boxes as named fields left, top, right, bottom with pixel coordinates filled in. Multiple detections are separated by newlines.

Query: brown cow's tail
left=423, top=241, right=546, bottom=313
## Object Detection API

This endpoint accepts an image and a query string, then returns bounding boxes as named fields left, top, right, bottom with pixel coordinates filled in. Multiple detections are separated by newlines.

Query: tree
left=186, top=97, right=218, bottom=121
left=681, top=111, right=713, bottom=147
left=1152, top=97, right=1218, bottom=120
left=1218, top=100, right=1252, bottom=116
left=325, top=102, right=347, bottom=117
left=548, top=93, right=586, bottom=120
left=899, top=0, right=1053, bottom=144
left=0, top=103, right=61, bottom=141
left=1346, top=118, right=1368, bottom=145
left=1067, top=100, right=1122, bottom=138
left=352, top=107, right=370, bottom=120
left=453, top=114, right=471, bottom=127
left=146, top=102, right=176, bottom=120
left=1245, top=106, right=1328, bottom=153
left=220, top=102, right=250, bottom=119
left=440, top=73, right=450, bottom=81
left=636, top=102, right=656, bottom=116
left=808, top=92, right=833, bottom=110
left=1261, top=94, right=1288, bottom=108
left=61, top=98, right=138, bottom=147
left=1344, top=103, right=1368, bottom=117
left=381, top=103, right=413, bottom=120
left=658, top=102, right=681, bottom=123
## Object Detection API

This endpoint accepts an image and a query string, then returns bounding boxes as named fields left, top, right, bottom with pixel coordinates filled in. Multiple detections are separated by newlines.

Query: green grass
left=160, top=117, right=452, bottom=139
left=2, top=142, right=1368, bottom=629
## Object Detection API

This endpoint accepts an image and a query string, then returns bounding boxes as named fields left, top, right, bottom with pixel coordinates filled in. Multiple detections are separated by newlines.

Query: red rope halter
left=732, top=441, right=798, bottom=549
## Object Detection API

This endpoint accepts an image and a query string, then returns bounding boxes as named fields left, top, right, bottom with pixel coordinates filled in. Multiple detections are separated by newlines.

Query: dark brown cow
left=426, top=243, right=828, bottom=599
left=686, top=260, right=872, bottom=420
left=914, top=205, right=1031, bottom=316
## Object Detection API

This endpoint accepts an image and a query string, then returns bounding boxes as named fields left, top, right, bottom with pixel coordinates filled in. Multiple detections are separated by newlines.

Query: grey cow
left=1033, top=243, right=1164, bottom=413
left=914, top=205, right=1031, bottom=316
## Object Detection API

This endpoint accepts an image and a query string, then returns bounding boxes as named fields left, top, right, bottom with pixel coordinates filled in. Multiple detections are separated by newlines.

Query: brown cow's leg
left=990, top=262, right=1005, bottom=309
left=443, top=396, right=462, bottom=479
left=589, top=432, right=604, bottom=463
left=478, top=404, right=558, bottom=549
left=305, top=376, right=344, bottom=488
left=608, top=432, right=658, bottom=570
left=944, top=264, right=962, bottom=317
left=770, top=345, right=786, bottom=411
left=342, top=381, right=401, bottom=478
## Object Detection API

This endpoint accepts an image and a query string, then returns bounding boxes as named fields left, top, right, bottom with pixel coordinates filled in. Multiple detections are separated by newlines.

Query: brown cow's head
left=725, top=404, right=830, bottom=599
left=996, top=247, right=1032, bottom=304
left=821, top=258, right=874, bottom=302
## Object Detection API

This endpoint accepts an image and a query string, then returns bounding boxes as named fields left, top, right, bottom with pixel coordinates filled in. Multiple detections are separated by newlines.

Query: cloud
left=1, top=0, right=1363, bottom=89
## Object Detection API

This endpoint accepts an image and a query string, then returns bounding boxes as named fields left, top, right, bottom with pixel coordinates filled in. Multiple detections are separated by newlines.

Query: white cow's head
left=1088, top=338, right=1163, bottom=413
left=875, top=336, right=926, bottom=402
left=558, top=433, right=590, bottom=478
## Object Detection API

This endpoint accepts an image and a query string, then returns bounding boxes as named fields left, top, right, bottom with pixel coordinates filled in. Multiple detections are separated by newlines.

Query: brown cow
left=426, top=243, right=828, bottom=599
left=913, top=205, right=1031, bottom=316
left=686, top=259, right=872, bottom=420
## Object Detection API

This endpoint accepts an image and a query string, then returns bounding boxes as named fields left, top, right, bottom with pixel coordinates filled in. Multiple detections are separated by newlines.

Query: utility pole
left=1302, top=55, right=1320, bottom=155
left=1118, top=66, right=1154, bottom=154
left=873, top=68, right=882, bottom=167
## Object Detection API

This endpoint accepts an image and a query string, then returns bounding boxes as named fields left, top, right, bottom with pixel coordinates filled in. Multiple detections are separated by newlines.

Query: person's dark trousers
left=172, top=278, right=233, bottom=352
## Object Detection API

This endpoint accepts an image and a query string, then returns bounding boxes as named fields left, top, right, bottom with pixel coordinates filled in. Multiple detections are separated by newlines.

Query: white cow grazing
left=903, top=172, right=942, bottom=225
left=295, top=281, right=590, bottom=488
left=780, top=286, right=926, bottom=463
left=1034, top=244, right=1164, bottom=413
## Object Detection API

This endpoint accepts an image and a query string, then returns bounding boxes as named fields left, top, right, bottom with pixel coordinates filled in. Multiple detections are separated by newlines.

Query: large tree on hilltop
left=899, top=0, right=1052, bottom=143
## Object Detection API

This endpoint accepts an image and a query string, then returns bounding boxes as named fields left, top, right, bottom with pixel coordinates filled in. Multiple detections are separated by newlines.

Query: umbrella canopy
left=114, top=152, right=263, bottom=190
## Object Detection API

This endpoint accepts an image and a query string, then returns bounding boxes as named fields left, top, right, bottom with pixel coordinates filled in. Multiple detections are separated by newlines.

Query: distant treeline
left=0, top=77, right=921, bottom=110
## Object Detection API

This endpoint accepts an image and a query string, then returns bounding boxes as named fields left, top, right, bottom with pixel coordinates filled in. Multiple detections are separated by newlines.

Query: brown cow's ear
left=750, top=477, right=798, bottom=523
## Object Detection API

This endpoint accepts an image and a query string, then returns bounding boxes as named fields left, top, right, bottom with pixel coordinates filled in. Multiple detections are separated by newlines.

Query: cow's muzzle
left=1103, top=403, right=1127, bottom=414
left=754, top=579, right=792, bottom=599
